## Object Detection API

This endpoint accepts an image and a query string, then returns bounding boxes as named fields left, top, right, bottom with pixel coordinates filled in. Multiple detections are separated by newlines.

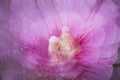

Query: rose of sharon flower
left=0, top=0, right=120, bottom=80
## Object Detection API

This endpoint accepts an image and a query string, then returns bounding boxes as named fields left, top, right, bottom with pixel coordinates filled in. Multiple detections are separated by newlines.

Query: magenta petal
left=10, top=0, right=53, bottom=43
left=0, top=0, right=13, bottom=56
left=0, top=0, right=120, bottom=80
left=99, top=45, right=119, bottom=59
left=83, top=27, right=105, bottom=47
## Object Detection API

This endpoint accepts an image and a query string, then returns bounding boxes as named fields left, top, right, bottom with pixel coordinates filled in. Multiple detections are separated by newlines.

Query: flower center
left=48, top=26, right=80, bottom=63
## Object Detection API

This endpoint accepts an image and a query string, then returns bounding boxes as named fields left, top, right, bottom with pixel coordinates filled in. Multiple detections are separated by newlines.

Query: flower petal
left=10, top=0, right=52, bottom=44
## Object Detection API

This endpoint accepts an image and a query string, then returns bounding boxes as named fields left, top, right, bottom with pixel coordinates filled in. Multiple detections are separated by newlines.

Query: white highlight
left=48, top=26, right=80, bottom=64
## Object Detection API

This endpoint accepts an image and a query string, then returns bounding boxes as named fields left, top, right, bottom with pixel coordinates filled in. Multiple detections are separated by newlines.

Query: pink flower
left=0, top=0, right=120, bottom=80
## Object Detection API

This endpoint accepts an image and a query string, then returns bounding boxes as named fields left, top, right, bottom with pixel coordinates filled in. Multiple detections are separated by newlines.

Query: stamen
left=48, top=26, right=80, bottom=62
left=48, top=36, right=60, bottom=54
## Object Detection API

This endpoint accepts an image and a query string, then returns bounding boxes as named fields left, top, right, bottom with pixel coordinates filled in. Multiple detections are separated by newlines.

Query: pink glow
left=0, top=0, right=120, bottom=80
